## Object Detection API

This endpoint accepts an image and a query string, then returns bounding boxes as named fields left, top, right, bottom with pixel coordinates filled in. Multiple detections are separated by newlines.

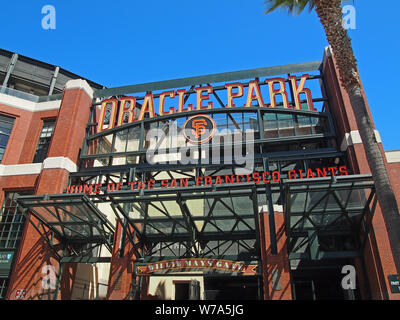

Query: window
left=0, top=192, right=30, bottom=250
left=33, top=119, right=55, bottom=163
left=0, top=192, right=32, bottom=300
left=0, top=279, right=9, bottom=300
left=0, top=114, right=15, bottom=163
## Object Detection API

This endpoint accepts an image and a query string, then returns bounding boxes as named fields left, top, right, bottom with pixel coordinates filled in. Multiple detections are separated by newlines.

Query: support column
left=107, top=221, right=138, bottom=300
left=259, top=207, right=292, bottom=300
left=2, top=53, right=18, bottom=87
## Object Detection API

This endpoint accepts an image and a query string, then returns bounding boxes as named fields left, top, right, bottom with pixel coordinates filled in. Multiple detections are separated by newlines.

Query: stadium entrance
left=14, top=60, right=377, bottom=300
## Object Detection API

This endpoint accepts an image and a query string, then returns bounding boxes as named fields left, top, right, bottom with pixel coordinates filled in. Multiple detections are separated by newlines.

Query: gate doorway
left=204, top=276, right=260, bottom=300
left=173, top=280, right=201, bottom=300
left=291, top=259, right=360, bottom=300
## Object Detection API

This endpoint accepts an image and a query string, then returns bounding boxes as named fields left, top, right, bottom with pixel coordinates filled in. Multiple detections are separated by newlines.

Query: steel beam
left=263, top=158, right=278, bottom=254
left=48, top=66, right=60, bottom=95
left=94, top=61, right=321, bottom=98
left=2, top=53, right=18, bottom=87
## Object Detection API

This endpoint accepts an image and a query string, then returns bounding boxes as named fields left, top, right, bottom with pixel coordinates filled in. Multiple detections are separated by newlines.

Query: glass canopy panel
left=206, top=196, right=253, bottom=216
left=309, top=213, right=342, bottom=227
left=146, top=221, right=175, bottom=235
left=285, top=175, right=375, bottom=233
left=16, top=194, right=114, bottom=243
left=203, top=195, right=254, bottom=232
left=289, top=193, right=307, bottom=213
left=290, top=215, right=314, bottom=230
left=304, top=188, right=330, bottom=212
left=346, top=189, right=370, bottom=211
left=109, top=188, right=257, bottom=246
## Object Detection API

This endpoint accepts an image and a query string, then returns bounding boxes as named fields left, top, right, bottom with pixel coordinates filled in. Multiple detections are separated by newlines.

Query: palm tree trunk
left=348, top=85, right=400, bottom=269
left=314, top=0, right=400, bottom=272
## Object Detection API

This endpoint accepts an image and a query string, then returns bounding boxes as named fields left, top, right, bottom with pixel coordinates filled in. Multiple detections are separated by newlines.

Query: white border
left=340, top=130, right=382, bottom=151
left=0, top=157, right=77, bottom=177
left=0, top=93, right=61, bottom=113
left=386, top=150, right=400, bottom=163
left=65, top=79, right=94, bottom=99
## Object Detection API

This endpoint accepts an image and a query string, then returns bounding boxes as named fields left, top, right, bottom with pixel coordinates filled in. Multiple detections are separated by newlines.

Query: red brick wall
left=19, top=110, right=59, bottom=164
left=0, top=105, right=34, bottom=165
left=0, top=175, right=38, bottom=203
left=259, top=211, right=292, bottom=300
left=5, top=85, right=93, bottom=300
left=0, top=105, right=59, bottom=165
left=47, top=88, right=92, bottom=161
left=387, top=162, right=400, bottom=204
left=107, top=221, right=138, bottom=300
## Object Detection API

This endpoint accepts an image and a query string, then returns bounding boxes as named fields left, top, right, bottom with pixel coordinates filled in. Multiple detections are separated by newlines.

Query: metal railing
left=0, top=85, right=39, bottom=102
left=0, top=86, right=62, bottom=103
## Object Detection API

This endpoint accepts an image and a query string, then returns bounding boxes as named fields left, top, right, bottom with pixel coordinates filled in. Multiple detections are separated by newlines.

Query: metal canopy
left=284, top=174, right=376, bottom=260
left=106, top=182, right=261, bottom=261
left=17, top=194, right=115, bottom=261
left=16, top=182, right=262, bottom=263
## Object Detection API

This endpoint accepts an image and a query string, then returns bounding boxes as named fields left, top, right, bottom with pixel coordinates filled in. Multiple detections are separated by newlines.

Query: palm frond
left=264, top=0, right=315, bottom=15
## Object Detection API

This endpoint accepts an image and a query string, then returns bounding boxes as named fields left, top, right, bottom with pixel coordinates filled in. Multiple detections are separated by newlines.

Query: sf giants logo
left=192, top=119, right=207, bottom=138
left=183, top=115, right=216, bottom=144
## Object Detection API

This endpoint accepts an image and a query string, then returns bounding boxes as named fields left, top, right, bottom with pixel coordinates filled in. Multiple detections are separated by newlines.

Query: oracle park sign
left=96, top=74, right=317, bottom=134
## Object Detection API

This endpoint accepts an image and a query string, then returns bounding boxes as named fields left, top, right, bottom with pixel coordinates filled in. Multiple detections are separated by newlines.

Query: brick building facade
left=0, top=47, right=399, bottom=300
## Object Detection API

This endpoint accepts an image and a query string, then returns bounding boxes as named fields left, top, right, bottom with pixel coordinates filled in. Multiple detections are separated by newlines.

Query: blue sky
left=2, top=1, right=399, bottom=149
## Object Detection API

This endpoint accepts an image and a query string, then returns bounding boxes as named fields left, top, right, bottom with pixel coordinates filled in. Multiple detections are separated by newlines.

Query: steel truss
left=14, top=165, right=376, bottom=300
left=68, top=147, right=348, bottom=257
left=106, top=184, right=261, bottom=260
left=16, top=194, right=115, bottom=262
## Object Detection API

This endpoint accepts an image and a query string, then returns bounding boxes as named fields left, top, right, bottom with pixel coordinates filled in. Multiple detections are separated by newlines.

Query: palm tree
left=265, top=0, right=400, bottom=273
